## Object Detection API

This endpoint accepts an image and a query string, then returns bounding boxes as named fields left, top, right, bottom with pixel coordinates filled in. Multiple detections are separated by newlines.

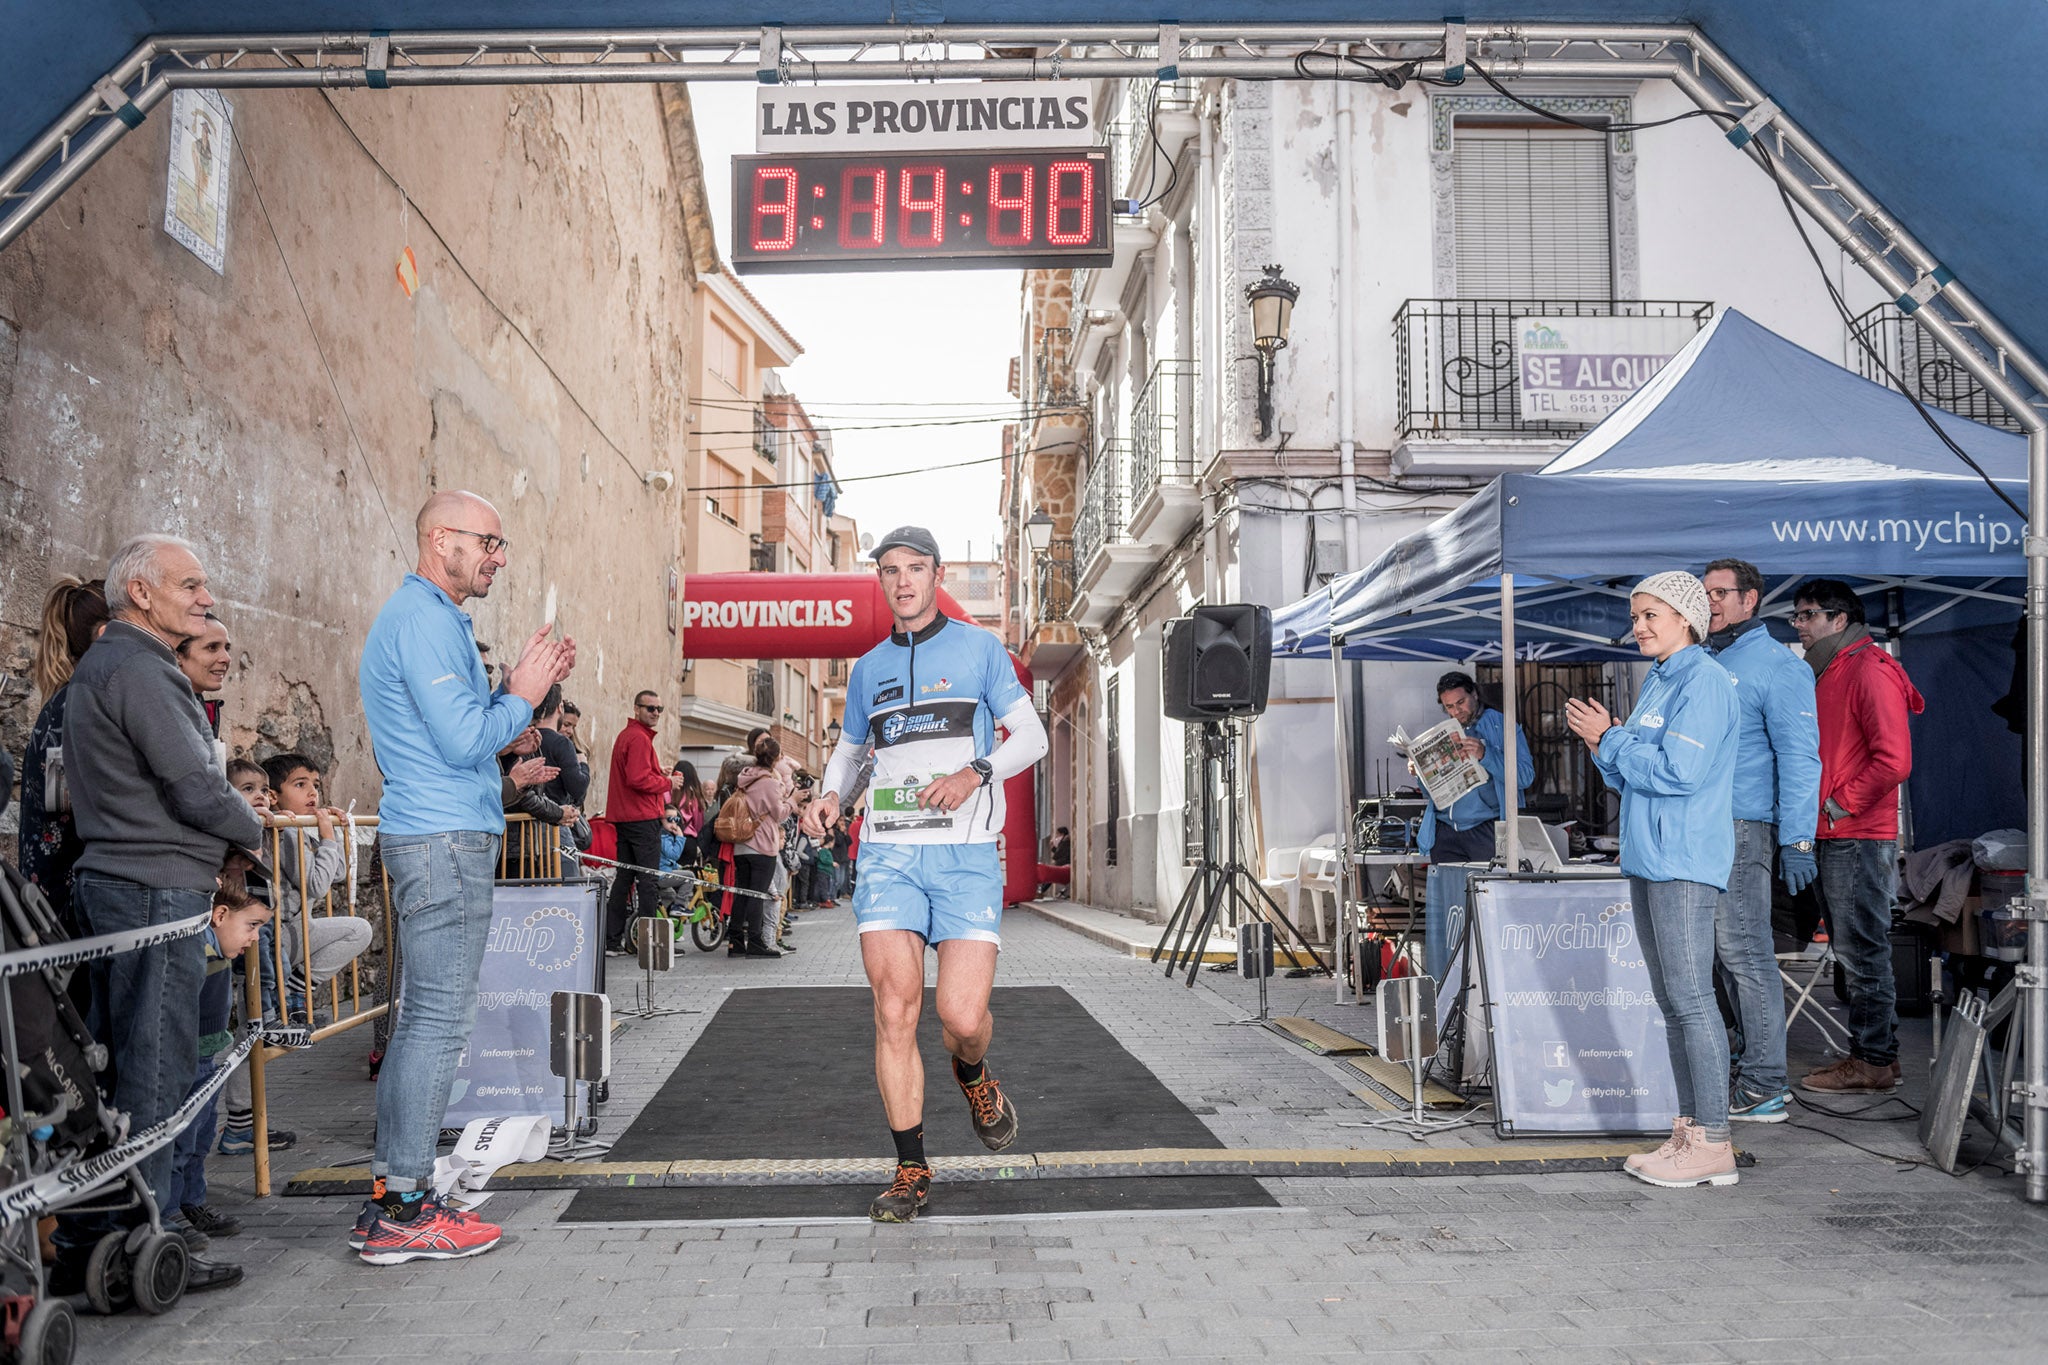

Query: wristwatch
left=1788, top=839, right=1814, bottom=853
left=969, top=758, right=994, bottom=787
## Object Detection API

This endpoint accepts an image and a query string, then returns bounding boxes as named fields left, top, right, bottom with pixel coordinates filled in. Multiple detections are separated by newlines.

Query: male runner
left=804, top=526, right=1047, bottom=1222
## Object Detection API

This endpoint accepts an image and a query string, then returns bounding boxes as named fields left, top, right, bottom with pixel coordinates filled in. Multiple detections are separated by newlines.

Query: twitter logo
left=1543, top=1077, right=1574, bottom=1107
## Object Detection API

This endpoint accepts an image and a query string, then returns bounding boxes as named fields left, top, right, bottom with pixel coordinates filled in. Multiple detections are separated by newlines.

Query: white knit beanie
left=1632, top=570, right=1711, bottom=644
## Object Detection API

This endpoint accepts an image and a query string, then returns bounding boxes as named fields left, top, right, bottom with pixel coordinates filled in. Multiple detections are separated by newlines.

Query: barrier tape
left=576, top=853, right=783, bottom=904
left=0, top=909, right=212, bottom=980
left=0, top=1020, right=304, bottom=1225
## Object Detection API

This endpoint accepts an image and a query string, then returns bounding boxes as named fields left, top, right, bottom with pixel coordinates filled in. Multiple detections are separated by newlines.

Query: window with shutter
left=1453, top=125, right=1612, bottom=299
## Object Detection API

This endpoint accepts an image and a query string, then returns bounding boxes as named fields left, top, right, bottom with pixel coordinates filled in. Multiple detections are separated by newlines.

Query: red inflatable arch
left=683, top=574, right=1039, bottom=906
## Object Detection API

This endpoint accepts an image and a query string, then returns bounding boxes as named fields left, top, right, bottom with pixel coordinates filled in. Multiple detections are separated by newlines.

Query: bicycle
left=668, top=859, right=732, bottom=951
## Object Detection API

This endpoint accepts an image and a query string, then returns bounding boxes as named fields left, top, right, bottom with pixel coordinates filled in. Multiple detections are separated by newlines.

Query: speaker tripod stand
left=1152, top=720, right=1330, bottom=986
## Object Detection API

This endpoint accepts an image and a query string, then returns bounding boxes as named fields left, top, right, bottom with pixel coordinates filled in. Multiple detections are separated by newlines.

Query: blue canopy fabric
left=1274, top=308, right=2026, bottom=662
left=4, top=3, right=2046, bottom=374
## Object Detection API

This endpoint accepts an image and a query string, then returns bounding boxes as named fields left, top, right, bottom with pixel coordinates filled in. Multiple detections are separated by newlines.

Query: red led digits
left=897, top=165, right=946, bottom=248
left=751, top=166, right=798, bottom=251
left=1046, top=161, right=1093, bottom=245
left=986, top=163, right=1034, bottom=246
left=838, top=165, right=885, bottom=248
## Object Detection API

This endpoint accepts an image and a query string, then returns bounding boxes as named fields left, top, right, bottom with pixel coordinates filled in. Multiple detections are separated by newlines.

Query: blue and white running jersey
left=841, top=616, right=1029, bottom=845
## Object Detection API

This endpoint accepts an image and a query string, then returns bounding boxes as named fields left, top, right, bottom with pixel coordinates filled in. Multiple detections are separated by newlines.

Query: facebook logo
left=1543, top=1041, right=1570, bottom=1069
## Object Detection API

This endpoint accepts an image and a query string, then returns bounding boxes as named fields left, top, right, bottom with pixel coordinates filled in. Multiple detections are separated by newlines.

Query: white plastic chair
left=1258, top=845, right=1311, bottom=931
left=1294, top=834, right=1342, bottom=945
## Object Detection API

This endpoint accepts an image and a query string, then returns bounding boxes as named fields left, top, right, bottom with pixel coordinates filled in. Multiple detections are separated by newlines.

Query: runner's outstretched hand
left=802, top=794, right=842, bottom=841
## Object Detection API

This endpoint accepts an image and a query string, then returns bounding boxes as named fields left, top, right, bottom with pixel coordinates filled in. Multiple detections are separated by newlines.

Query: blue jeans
left=1630, top=876, right=1731, bottom=1141
left=374, top=830, right=500, bottom=1190
left=1817, top=837, right=1899, bottom=1066
left=73, top=873, right=209, bottom=1215
left=1715, top=819, right=1787, bottom=1096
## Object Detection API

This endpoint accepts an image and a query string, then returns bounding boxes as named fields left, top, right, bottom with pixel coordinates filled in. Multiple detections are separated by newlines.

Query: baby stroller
left=0, top=862, right=199, bottom=1362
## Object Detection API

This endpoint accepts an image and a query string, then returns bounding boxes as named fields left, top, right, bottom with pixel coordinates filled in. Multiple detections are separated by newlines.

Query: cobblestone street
left=80, top=905, right=2048, bottom=1363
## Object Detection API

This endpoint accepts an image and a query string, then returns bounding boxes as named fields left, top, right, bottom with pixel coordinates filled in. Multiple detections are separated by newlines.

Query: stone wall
left=0, top=78, right=714, bottom=815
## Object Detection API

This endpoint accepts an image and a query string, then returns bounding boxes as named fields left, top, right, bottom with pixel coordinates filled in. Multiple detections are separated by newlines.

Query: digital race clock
left=730, top=148, right=1113, bottom=274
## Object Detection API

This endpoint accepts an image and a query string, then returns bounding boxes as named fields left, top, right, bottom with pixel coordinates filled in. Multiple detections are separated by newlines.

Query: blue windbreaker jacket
left=1418, top=707, right=1534, bottom=854
left=1594, top=644, right=1740, bottom=889
left=1710, top=623, right=1821, bottom=846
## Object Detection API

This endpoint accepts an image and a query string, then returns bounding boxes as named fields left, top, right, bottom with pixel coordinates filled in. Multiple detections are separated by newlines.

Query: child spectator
left=171, top=887, right=272, bottom=1240
left=227, top=758, right=271, bottom=814
left=259, top=752, right=373, bottom=1019
left=217, top=775, right=296, bottom=1157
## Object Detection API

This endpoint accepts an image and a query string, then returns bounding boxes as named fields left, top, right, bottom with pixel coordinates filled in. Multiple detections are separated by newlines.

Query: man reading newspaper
left=1408, top=671, right=1534, bottom=864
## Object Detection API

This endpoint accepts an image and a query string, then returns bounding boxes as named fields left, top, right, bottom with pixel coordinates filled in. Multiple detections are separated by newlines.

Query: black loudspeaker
left=1162, top=604, right=1272, bottom=721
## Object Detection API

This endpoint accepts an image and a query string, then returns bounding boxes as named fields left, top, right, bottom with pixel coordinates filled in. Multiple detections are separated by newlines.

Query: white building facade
left=1006, top=65, right=1939, bottom=918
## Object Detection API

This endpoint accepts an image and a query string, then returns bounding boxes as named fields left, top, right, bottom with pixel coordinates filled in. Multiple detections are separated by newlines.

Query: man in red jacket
left=1791, top=580, right=1925, bottom=1094
left=604, top=690, right=673, bottom=952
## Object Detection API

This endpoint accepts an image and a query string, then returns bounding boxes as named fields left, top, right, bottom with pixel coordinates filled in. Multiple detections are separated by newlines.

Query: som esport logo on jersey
left=880, top=711, right=953, bottom=745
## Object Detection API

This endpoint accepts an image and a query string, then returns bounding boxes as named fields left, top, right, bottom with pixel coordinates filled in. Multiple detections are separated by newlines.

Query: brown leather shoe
left=1799, top=1056, right=1899, bottom=1093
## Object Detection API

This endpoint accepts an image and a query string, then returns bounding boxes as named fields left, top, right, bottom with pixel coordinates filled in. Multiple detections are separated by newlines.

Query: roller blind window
left=1454, top=125, right=1613, bottom=299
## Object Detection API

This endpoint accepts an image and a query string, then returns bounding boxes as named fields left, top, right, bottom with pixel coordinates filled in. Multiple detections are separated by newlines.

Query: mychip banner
left=1469, top=874, right=1680, bottom=1135
left=444, top=880, right=602, bottom=1128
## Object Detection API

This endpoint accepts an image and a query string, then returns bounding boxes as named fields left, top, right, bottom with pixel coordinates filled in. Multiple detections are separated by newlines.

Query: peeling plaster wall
left=0, top=80, right=704, bottom=811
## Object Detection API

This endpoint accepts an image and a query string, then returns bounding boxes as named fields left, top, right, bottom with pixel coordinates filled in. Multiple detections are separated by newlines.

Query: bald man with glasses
left=355, top=490, right=574, bottom=1264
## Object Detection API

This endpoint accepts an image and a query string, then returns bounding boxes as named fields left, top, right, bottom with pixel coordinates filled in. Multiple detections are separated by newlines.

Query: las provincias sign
left=755, top=80, right=1094, bottom=154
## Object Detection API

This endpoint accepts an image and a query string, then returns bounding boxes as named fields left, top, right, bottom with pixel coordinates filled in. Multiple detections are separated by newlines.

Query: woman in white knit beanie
left=1564, top=570, right=1743, bottom=1188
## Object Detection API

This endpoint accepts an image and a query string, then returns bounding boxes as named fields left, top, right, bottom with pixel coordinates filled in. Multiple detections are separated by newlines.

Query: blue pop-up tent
left=1273, top=306, right=2027, bottom=843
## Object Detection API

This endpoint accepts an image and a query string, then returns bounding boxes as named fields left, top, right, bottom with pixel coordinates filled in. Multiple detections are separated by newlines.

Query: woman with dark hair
left=671, top=758, right=707, bottom=864
left=18, top=576, right=109, bottom=933
left=732, top=736, right=794, bottom=958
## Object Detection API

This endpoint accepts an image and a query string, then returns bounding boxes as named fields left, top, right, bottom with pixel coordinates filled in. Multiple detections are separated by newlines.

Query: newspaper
left=1391, top=717, right=1488, bottom=811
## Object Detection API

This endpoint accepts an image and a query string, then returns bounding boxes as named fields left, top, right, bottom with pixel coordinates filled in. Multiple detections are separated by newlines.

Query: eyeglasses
left=445, top=527, right=510, bottom=556
left=1704, top=588, right=1747, bottom=602
left=639, top=703, right=665, bottom=714
left=1789, top=608, right=1839, bottom=625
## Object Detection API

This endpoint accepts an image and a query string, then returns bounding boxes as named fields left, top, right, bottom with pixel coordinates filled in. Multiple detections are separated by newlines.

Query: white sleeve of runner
left=820, top=738, right=865, bottom=801
left=987, top=696, right=1049, bottom=782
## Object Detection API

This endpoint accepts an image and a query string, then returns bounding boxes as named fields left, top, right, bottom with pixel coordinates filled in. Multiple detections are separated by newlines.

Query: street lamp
left=825, top=718, right=841, bottom=748
left=1023, top=506, right=1055, bottom=557
left=1245, top=263, right=1300, bottom=441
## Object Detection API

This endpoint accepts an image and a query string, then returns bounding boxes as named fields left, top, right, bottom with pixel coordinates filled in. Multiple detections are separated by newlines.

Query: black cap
left=869, top=526, right=942, bottom=564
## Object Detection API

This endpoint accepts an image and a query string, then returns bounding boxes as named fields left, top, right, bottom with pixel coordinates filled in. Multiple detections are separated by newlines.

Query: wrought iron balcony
left=1073, top=439, right=1131, bottom=577
left=1393, top=299, right=1713, bottom=439
left=745, top=666, right=774, bottom=717
left=1035, top=537, right=1076, bottom=625
left=1848, top=303, right=2023, bottom=433
left=752, top=406, right=776, bottom=463
left=1130, top=358, right=1196, bottom=505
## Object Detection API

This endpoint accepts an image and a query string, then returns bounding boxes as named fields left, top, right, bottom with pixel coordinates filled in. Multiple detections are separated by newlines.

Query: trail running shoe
left=358, top=1197, right=503, bottom=1265
left=868, top=1162, right=932, bottom=1223
left=960, top=1070, right=1020, bottom=1152
left=1729, top=1087, right=1791, bottom=1124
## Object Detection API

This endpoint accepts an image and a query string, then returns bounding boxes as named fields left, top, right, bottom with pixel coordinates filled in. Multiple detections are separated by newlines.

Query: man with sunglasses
left=358, top=490, right=574, bottom=1263
left=1789, top=578, right=1924, bottom=1095
left=604, top=690, right=674, bottom=952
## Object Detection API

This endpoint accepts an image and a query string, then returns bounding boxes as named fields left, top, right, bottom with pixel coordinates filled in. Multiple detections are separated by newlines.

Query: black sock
left=953, top=1055, right=985, bottom=1087
left=891, top=1124, right=926, bottom=1168
left=379, top=1189, right=426, bottom=1221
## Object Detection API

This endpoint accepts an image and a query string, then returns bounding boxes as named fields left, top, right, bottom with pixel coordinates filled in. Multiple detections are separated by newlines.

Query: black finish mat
left=564, top=984, right=1275, bottom=1221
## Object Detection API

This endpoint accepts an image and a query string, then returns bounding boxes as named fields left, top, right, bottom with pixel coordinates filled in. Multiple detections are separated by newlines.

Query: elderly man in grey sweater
left=65, top=533, right=260, bottom=1294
